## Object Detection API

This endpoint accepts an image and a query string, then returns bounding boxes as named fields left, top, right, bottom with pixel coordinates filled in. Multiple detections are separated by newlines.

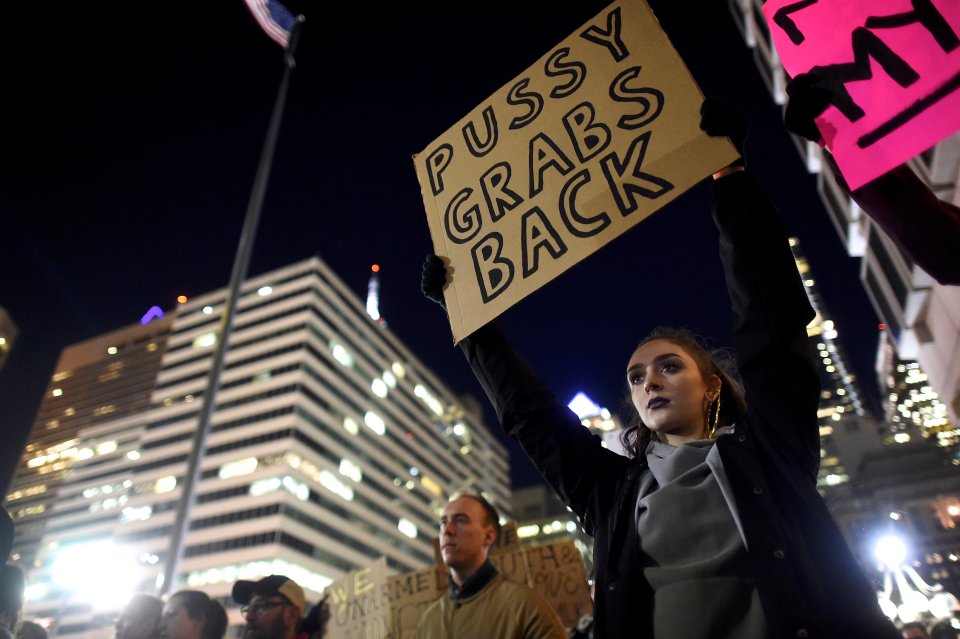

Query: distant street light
left=872, top=533, right=958, bottom=624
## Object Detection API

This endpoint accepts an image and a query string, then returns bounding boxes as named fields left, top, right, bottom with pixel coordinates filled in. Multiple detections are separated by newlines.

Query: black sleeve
left=712, top=171, right=821, bottom=480
left=459, top=323, right=629, bottom=534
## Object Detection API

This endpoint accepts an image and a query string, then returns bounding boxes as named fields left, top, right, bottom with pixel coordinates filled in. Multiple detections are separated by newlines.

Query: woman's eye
left=662, top=362, right=679, bottom=373
left=629, top=375, right=643, bottom=386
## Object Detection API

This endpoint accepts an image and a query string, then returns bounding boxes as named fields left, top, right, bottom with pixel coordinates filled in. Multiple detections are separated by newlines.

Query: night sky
left=0, top=1, right=881, bottom=494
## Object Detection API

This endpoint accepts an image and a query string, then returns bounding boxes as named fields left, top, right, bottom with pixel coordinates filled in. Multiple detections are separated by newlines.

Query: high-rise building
left=727, top=0, right=960, bottom=424
left=876, top=335, right=957, bottom=448
left=4, top=316, right=175, bottom=568
left=4, top=257, right=509, bottom=638
left=0, top=306, right=18, bottom=374
left=791, top=239, right=883, bottom=488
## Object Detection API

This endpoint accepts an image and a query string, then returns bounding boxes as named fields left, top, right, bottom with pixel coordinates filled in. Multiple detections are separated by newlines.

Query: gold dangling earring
left=708, top=392, right=722, bottom=438
left=706, top=382, right=722, bottom=438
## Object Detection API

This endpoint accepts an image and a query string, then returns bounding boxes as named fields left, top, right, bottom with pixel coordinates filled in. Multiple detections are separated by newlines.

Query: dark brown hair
left=619, top=327, right=747, bottom=458
left=448, top=491, right=503, bottom=539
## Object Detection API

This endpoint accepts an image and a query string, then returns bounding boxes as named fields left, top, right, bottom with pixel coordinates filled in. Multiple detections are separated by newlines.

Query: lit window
left=371, top=379, right=388, bottom=398
left=193, top=332, right=217, bottom=349
left=339, top=459, right=362, bottom=483
left=364, top=411, right=386, bottom=435
left=52, top=388, right=63, bottom=397
left=343, top=417, right=359, bottom=435
left=95, top=441, right=117, bottom=455
left=202, top=306, right=213, bottom=315
left=219, top=457, right=259, bottom=479
left=282, top=476, right=309, bottom=501
left=126, top=450, right=141, bottom=461
left=107, top=346, right=118, bottom=355
left=825, top=365, right=836, bottom=373
left=250, top=477, right=282, bottom=496
left=398, top=518, right=418, bottom=539
left=147, top=342, right=158, bottom=352
left=517, top=524, right=540, bottom=538
left=414, top=384, right=445, bottom=416
left=382, top=371, right=397, bottom=388
left=391, top=362, right=406, bottom=379
left=453, top=423, right=467, bottom=437
left=894, top=433, right=911, bottom=443
left=421, top=475, right=442, bottom=497
left=319, top=471, right=354, bottom=501
left=77, top=448, right=94, bottom=460
left=331, top=343, right=354, bottom=367
left=154, top=475, right=177, bottom=494
left=258, top=286, right=273, bottom=297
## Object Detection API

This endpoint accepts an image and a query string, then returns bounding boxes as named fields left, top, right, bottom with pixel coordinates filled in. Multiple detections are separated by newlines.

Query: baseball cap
left=232, top=575, right=306, bottom=614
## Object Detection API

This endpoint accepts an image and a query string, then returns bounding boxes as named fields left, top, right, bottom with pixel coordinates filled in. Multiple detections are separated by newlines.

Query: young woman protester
left=421, top=100, right=899, bottom=639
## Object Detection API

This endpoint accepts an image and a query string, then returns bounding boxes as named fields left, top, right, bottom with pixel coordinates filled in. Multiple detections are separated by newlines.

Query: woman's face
left=626, top=339, right=719, bottom=444
left=160, top=598, right=203, bottom=639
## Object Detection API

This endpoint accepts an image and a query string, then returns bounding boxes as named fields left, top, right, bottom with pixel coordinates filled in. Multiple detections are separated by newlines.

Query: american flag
left=243, top=0, right=297, bottom=47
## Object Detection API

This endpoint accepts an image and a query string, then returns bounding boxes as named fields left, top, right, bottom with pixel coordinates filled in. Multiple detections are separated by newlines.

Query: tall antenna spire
left=366, top=264, right=383, bottom=324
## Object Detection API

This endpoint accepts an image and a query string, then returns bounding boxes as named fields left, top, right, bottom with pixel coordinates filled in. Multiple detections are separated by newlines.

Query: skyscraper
left=4, top=257, right=509, bottom=637
left=791, top=238, right=882, bottom=488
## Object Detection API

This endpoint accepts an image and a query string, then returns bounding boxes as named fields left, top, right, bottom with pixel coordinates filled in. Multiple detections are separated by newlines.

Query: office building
left=791, top=239, right=883, bottom=488
left=4, top=257, right=509, bottom=637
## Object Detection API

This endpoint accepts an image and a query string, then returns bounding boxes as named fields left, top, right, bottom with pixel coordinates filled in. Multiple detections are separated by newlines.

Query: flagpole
left=159, top=14, right=306, bottom=597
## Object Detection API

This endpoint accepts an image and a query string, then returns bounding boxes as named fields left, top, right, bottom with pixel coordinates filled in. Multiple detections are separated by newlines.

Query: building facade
left=727, top=0, right=960, bottom=424
left=791, top=239, right=885, bottom=488
left=4, top=257, right=510, bottom=637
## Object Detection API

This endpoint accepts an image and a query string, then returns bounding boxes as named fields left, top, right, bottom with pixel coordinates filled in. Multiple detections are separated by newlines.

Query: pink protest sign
left=763, top=0, right=960, bottom=190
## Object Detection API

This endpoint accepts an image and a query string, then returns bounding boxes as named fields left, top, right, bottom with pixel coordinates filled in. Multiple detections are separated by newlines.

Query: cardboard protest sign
left=414, top=0, right=738, bottom=342
left=525, top=542, right=593, bottom=628
left=325, top=559, right=391, bottom=639
left=386, top=567, right=446, bottom=639
left=764, top=0, right=960, bottom=190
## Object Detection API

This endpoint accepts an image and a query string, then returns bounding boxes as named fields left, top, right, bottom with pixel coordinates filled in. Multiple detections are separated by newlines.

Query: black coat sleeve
left=458, top=323, right=629, bottom=535
left=712, top=170, right=821, bottom=481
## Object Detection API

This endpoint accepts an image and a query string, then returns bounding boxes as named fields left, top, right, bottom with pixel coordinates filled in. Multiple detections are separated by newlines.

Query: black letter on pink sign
left=600, top=131, right=673, bottom=217
left=866, top=0, right=959, bottom=53
left=810, top=27, right=919, bottom=122
left=507, top=79, right=544, bottom=130
left=462, top=106, right=499, bottom=158
left=545, top=47, right=587, bottom=99
left=772, top=0, right=818, bottom=45
left=471, top=233, right=514, bottom=303
left=425, top=144, right=453, bottom=196
left=580, top=7, right=628, bottom=62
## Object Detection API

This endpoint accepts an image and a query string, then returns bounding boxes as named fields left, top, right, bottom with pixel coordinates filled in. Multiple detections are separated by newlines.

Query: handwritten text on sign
left=764, top=0, right=960, bottom=190
left=414, top=0, right=737, bottom=342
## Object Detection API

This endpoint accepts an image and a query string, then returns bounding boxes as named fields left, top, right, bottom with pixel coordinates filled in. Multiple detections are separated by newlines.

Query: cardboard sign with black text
left=414, top=0, right=737, bottom=342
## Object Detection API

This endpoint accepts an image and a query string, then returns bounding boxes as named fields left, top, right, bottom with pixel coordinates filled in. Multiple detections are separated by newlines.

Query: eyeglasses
left=241, top=600, right=288, bottom=616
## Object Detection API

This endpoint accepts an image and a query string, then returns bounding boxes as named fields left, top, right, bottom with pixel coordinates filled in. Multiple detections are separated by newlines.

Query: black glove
left=421, top=253, right=448, bottom=310
left=699, top=97, right=749, bottom=157
left=784, top=73, right=832, bottom=142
